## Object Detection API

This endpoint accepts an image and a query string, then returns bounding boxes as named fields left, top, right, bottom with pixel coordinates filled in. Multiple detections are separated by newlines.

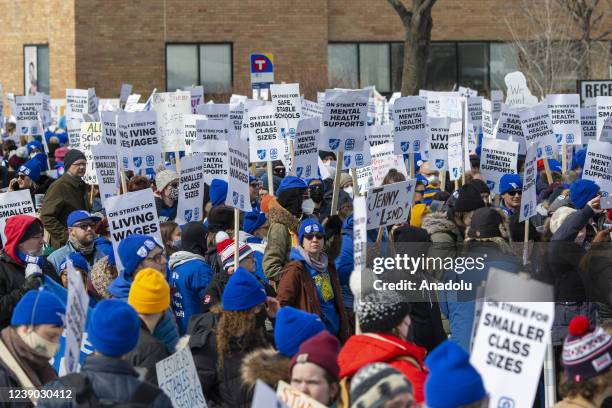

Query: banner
left=519, top=103, right=557, bottom=159
left=271, top=83, right=301, bottom=140
left=184, top=114, right=208, bottom=154
left=196, top=103, right=230, bottom=120
left=63, top=260, right=89, bottom=374
left=447, top=120, right=463, bottom=181
left=393, top=96, right=427, bottom=155
left=100, top=111, right=118, bottom=146
left=596, top=96, right=612, bottom=141
left=91, top=144, right=119, bottom=204
left=582, top=139, right=612, bottom=195
left=191, top=139, right=229, bottom=184
left=226, top=143, right=252, bottom=212
left=78, top=122, right=102, bottom=185
left=0, top=190, right=36, bottom=245
left=152, top=91, right=191, bottom=152
left=546, top=94, right=582, bottom=145
left=117, top=110, right=162, bottom=176
left=15, top=95, right=43, bottom=138
left=156, top=347, right=207, bottom=408
left=366, top=180, right=415, bottom=230
left=428, top=117, right=450, bottom=172
left=479, top=138, right=519, bottom=194
left=175, top=154, right=205, bottom=225
left=581, top=106, right=597, bottom=144
left=321, top=89, right=369, bottom=152
left=248, top=104, right=285, bottom=163
left=293, top=118, right=320, bottom=180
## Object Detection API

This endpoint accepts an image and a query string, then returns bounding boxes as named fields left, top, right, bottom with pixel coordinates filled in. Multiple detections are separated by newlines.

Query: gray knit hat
left=155, top=168, right=179, bottom=192
left=350, top=363, right=413, bottom=408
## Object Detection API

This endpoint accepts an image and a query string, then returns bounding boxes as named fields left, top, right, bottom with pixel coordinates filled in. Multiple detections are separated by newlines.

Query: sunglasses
left=17, top=174, right=27, bottom=180
left=506, top=190, right=522, bottom=196
left=304, top=233, right=325, bottom=241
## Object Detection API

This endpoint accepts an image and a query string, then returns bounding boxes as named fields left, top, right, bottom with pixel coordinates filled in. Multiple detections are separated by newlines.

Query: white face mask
left=343, top=186, right=354, bottom=199
left=18, top=329, right=60, bottom=359
left=301, top=198, right=315, bottom=215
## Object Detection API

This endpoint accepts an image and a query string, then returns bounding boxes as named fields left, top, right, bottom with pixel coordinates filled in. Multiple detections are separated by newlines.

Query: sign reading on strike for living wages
left=248, top=104, right=284, bottom=163
left=117, top=110, right=162, bottom=175
left=271, top=83, right=301, bottom=140
left=91, top=144, right=119, bottom=205
left=520, top=143, right=538, bottom=222
left=191, top=139, right=229, bottom=184
left=175, top=154, right=205, bottom=225
left=100, top=111, right=118, bottom=146
left=519, top=103, right=557, bottom=159
left=480, top=138, right=519, bottom=194
left=156, top=347, right=207, bottom=408
left=152, top=91, right=191, bottom=152
left=226, top=142, right=252, bottom=212
left=366, top=180, right=415, bottom=230
left=0, top=190, right=35, bottom=245
left=582, top=139, right=612, bottom=195
left=393, top=96, right=427, bottom=155
left=321, top=89, right=369, bottom=152
left=293, top=118, right=320, bottom=180
left=546, top=94, right=582, bottom=145
left=428, top=117, right=450, bottom=171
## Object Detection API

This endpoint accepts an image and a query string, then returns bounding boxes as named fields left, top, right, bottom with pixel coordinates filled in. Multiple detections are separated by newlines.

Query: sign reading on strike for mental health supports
left=596, top=96, right=612, bottom=141
left=100, top=111, right=118, bottom=146
left=191, top=139, right=229, bottom=184
left=152, top=91, right=191, bottom=152
left=447, top=120, right=463, bottom=181
left=428, top=116, right=450, bottom=171
left=175, top=154, right=205, bottom=225
left=91, top=144, right=119, bottom=204
left=321, top=89, right=369, bottom=152
left=226, top=143, right=252, bottom=213
left=16, top=95, right=43, bottom=138
left=293, top=118, right=320, bottom=180
left=156, top=347, right=207, bottom=408
left=480, top=138, right=519, bottom=194
left=366, top=180, right=415, bottom=230
left=78, top=122, right=102, bottom=185
left=520, top=143, right=538, bottom=222
left=582, top=139, right=612, bottom=195
left=63, top=260, right=89, bottom=374
left=271, top=83, right=301, bottom=140
left=117, top=110, right=162, bottom=176
left=519, top=103, right=557, bottom=159
left=546, top=94, right=582, bottom=145
left=0, top=190, right=35, bottom=245
left=248, top=104, right=284, bottom=163
left=393, top=96, right=427, bottom=155
left=184, top=114, right=208, bottom=154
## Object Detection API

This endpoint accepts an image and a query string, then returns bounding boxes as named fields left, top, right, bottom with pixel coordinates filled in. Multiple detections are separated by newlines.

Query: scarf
left=16, top=251, right=45, bottom=267
left=69, top=234, right=96, bottom=255
left=0, top=327, right=57, bottom=387
left=298, top=246, right=328, bottom=274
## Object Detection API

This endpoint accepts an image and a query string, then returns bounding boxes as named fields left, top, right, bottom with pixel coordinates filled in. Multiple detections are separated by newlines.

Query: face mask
left=310, top=187, right=324, bottom=204
left=171, top=239, right=181, bottom=250
left=167, top=186, right=179, bottom=201
left=18, top=329, right=60, bottom=359
left=426, top=175, right=437, bottom=183
left=301, top=199, right=315, bottom=215
left=343, top=186, right=354, bottom=199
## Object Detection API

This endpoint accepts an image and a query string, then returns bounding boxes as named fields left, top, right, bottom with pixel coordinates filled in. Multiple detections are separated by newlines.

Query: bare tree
left=386, top=0, right=437, bottom=96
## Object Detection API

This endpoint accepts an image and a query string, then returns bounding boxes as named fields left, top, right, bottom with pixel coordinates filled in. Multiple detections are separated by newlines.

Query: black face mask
left=310, top=186, right=324, bottom=204
left=273, top=167, right=286, bottom=178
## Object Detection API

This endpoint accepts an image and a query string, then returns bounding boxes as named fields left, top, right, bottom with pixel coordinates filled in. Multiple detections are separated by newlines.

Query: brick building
left=0, top=0, right=609, bottom=100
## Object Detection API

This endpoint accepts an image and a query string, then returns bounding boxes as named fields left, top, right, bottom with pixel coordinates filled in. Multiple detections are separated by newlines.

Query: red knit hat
left=562, top=316, right=611, bottom=382
left=289, top=330, right=340, bottom=380
left=216, top=239, right=253, bottom=270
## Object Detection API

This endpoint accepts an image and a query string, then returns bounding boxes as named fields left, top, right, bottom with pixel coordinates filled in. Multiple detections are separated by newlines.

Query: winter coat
left=188, top=313, right=270, bottom=407
left=263, top=203, right=299, bottom=282
left=38, top=355, right=172, bottom=408
left=240, top=347, right=290, bottom=394
left=123, top=320, right=170, bottom=386
left=154, top=196, right=177, bottom=222
left=168, top=251, right=214, bottom=335
left=421, top=212, right=462, bottom=281
left=47, top=238, right=111, bottom=273
left=336, top=216, right=354, bottom=310
left=0, top=359, right=30, bottom=408
left=338, top=333, right=428, bottom=405
left=277, top=248, right=350, bottom=343
left=39, top=173, right=90, bottom=249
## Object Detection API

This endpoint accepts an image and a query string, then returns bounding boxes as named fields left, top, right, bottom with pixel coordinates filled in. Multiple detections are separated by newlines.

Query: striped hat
left=217, top=239, right=253, bottom=270
left=562, top=316, right=611, bottom=382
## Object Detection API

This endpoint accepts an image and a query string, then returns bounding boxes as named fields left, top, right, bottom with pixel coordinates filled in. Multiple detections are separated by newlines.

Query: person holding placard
left=25, top=140, right=48, bottom=172
left=5, top=159, right=46, bottom=199
left=153, top=168, right=179, bottom=222
left=498, top=173, right=523, bottom=217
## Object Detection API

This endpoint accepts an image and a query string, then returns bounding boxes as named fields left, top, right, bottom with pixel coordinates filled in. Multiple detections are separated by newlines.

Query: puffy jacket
left=338, top=333, right=428, bottom=405
left=38, top=355, right=172, bottom=407
left=421, top=212, right=462, bottom=281
left=168, top=251, right=213, bottom=335
left=123, top=320, right=170, bottom=386
left=335, top=216, right=354, bottom=310
left=263, top=203, right=299, bottom=282
left=47, top=237, right=111, bottom=273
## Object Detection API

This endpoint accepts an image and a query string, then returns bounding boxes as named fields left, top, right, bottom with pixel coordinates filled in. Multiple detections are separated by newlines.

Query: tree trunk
left=401, top=11, right=433, bottom=96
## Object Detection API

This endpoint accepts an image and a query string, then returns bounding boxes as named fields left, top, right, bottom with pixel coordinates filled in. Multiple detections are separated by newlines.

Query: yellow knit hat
left=410, top=203, right=431, bottom=228
left=128, top=268, right=170, bottom=314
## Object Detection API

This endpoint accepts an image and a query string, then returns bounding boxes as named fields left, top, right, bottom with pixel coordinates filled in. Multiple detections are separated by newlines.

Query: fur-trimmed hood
left=268, top=201, right=300, bottom=232
left=241, top=347, right=290, bottom=390
left=421, top=211, right=457, bottom=236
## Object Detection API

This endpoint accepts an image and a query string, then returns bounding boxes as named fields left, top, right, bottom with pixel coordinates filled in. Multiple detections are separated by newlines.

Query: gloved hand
left=323, top=215, right=343, bottom=238
left=25, top=263, right=43, bottom=279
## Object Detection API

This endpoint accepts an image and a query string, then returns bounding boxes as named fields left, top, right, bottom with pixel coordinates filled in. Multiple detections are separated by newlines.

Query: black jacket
left=38, top=355, right=172, bottom=408
left=201, top=270, right=275, bottom=314
left=188, top=313, right=269, bottom=408
left=0, top=360, right=33, bottom=408
left=0, top=250, right=59, bottom=329
left=123, top=320, right=170, bottom=386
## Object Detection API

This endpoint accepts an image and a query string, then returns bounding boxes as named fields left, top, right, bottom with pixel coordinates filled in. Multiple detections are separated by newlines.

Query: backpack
left=58, top=373, right=162, bottom=407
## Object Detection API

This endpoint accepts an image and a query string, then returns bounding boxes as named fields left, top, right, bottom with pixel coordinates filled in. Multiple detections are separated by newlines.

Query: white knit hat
left=549, top=206, right=576, bottom=234
left=155, top=169, right=178, bottom=192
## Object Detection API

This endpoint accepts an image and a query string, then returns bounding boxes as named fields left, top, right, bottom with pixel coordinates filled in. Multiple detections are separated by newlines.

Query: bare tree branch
left=416, top=0, right=437, bottom=14
left=386, top=0, right=413, bottom=24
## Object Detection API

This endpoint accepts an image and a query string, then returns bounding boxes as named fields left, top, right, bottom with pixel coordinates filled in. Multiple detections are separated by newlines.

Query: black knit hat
left=469, top=179, right=490, bottom=195
left=207, top=206, right=235, bottom=233
left=63, top=149, right=86, bottom=170
left=467, top=207, right=504, bottom=239
left=454, top=184, right=485, bottom=212
left=358, top=291, right=410, bottom=334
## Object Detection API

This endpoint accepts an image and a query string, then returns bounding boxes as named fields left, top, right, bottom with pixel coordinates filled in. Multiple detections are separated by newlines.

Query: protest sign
left=191, top=139, right=229, bottom=184
left=100, top=111, right=118, bottom=146
left=581, top=106, right=597, bottom=144
left=152, top=91, right=191, bottom=152
left=229, top=102, right=244, bottom=138
left=226, top=143, right=252, bottom=212
left=124, top=94, right=141, bottom=112
left=184, top=114, right=208, bottom=154
left=78, top=122, right=102, bottom=185
left=230, top=94, right=247, bottom=105
left=356, top=166, right=373, bottom=194
left=66, top=88, right=94, bottom=116
left=582, top=139, right=612, bottom=195
left=175, top=154, right=205, bottom=225
left=425, top=91, right=461, bottom=120
left=117, top=110, right=162, bottom=176
left=481, top=99, right=495, bottom=140
left=353, top=195, right=367, bottom=278
left=546, top=94, right=581, bottom=145
left=15, top=95, right=43, bottom=138
left=276, top=381, right=326, bottom=408
left=370, top=143, right=407, bottom=186
left=519, top=103, right=557, bottom=159
left=520, top=143, right=538, bottom=222
left=196, top=103, right=230, bottom=120
left=301, top=98, right=322, bottom=119
left=602, top=116, right=612, bottom=142
left=271, top=83, right=301, bottom=140
left=252, top=380, right=287, bottom=408
left=504, top=71, right=538, bottom=107
left=196, top=118, right=229, bottom=142
left=293, top=118, right=320, bottom=179
left=240, top=99, right=266, bottom=141
left=321, top=89, right=369, bottom=152
left=248, top=104, right=285, bottom=163
left=467, top=96, right=483, bottom=136
left=492, top=91, right=503, bottom=123
left=39, top=93, right=51, bottom=127
left=119, top=84, right=132, bottom=106
left=342, top=151, right=369, bottom=171
left=63, top=259, right=89, bottom=374
left=393, top=96, right=427, bottom=155
left=596, top=96, right=612, bottom=140
left=459, top=86, right=478, bottom=97
left=367, top=124, right=394, bottom=148
left=447, top=120, right=463, bottom=181
left=366, top=180, right=415, bottom=230
left=480, top=138, right=519, bottom=194
left=495, top=104, right=523, bottom=142
left=156, top=347, right=207, bottom=408
left=184, top=86, right=204, bottom=114
left=91, top=144, right=119, bottom=204
left=428, top=117, right=450, bottom=171
left=0, top=190, right=35, bottom=245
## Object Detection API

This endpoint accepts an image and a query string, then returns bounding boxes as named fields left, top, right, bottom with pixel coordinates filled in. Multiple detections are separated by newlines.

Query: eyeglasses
left=506, top=190, right=522, bottom=196
left=304, top=233, right=325, bottom=241
left=71, top=161, right=87, bottom=167
left=74, top=223, right=96, bottom=230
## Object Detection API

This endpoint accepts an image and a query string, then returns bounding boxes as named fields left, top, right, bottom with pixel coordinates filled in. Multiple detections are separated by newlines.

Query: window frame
left=165, top=42, right=234, bottom=93
left=23, top=43, right=49, bottom=95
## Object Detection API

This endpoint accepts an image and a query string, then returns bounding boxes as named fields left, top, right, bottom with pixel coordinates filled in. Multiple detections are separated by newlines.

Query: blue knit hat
left=117, top=234, right=162, bottom=279
left=276, top=176, right=307, bottom=196
left=55, top=129, right=69, bottom=146
left=570, top=179, right=599, bottom=209
left=499, top=173, right=523, bottom=195
left=18, top=159, right=42, bottom=183
left=298, top=218, right=326, bottom=245
left=548, top=159, right=562, bottom=173
left=26, top=140, right=44, bottom=154
left=425, top=340, right=487, bottom=408
left=88, top=299, right=140, bottom=357
left=274, top=306, right=325, bottom=357
left=221, top=267, right=267, bottom=311
left=209, top=179, right=228, bottom=207
left=60, top=252, right=90, bottom=274
left=32, top=152, right=49, bottom=172
left=11, top=288, right=65, bottom=327
left=572, top=148, right=586, bottom=171
left=243, top=211, right=266, bottom=234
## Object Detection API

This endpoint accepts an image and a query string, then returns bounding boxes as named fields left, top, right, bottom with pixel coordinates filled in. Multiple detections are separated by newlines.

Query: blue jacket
left=336, top=216, right=354, bottom=310
left=168, top=251, right=213, bottom=335
left=47, top=237, right=112, bottom=273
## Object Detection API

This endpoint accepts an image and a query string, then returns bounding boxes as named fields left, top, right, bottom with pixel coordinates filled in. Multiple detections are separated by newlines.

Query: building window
left=360, top=44, right=391, bottom=93
left=24, top=45, right=49, bottom=95
left=166, top=43, right=232, bottom=93
left=425, top=42, right=457, bottom=91
left=458, top=43, right=489, bottom=93
left=490, top=43, right=519, bottom=92
left=328, top=44, right=358, bottom=89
